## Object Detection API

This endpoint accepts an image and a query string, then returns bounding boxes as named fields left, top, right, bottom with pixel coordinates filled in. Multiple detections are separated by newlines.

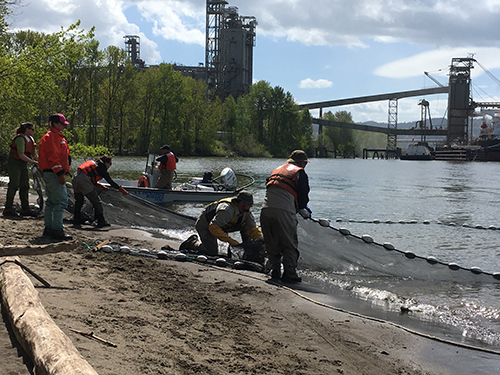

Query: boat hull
left=126, top=186, right=236, bottom=206
left=400, top=155, right=434, bottom=161
left=478, top=139, right=500, bottom=161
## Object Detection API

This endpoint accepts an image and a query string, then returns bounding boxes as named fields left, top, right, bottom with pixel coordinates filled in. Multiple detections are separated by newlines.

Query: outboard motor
left=219, top=167, right=237, bottom=190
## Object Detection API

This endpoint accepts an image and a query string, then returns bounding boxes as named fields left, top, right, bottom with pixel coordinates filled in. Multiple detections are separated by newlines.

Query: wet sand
left=0, top=184, right=485, bottom=374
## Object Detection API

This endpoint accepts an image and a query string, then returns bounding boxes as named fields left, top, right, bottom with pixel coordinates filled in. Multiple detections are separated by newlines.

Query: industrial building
left=124, top=0, right=257, bottom=100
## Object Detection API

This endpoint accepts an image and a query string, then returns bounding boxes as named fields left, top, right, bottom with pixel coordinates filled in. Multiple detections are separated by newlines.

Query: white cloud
left=299, top=78, right=333, bottom=89
left=8, top=0, right=163, bottom=63
left=239, top=0, right=500, bottom=48
left=136, top=1, right=205, bottom=45
left=374, top=47, right=500, bottom=79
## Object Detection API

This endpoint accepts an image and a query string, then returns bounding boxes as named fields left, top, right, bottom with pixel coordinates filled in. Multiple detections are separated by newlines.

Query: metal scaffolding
left=447, top=57, right=474, bottom=145
left=205, top=0, right=256, bottom=99
left=386, top=99, right=398, bottom=152
left=123, top=35, right=145, bottom=71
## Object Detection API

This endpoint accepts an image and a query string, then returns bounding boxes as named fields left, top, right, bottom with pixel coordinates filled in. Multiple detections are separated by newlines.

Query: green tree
left=99, top=45, right=131, bottom=150
left=183, top=77, right=220, bottom=155
left=247, top=80, right=271, bottom=144
left=323, top=110, right=355, bottom=157
left=135, top=67, right=161, bottom=154
left=151, top=64, right=189, bottom=153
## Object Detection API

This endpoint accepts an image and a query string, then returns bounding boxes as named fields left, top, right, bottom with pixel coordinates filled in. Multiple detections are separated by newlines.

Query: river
left=106, top=155, right=500, bottom=366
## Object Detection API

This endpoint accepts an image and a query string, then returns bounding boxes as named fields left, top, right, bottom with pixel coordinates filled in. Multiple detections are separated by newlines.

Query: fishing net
left=30, top=169, right=196, bottom=230
left=297, top=217, right=500, bottom=283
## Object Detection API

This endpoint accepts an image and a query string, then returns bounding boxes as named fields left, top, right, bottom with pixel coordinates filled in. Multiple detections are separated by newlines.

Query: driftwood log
left=0, top=240, right=78, bottom=257
left=0, top=256, right=99, bottom=375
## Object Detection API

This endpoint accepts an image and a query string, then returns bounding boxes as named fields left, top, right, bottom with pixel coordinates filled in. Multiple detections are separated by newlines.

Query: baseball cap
left=49, top=113, right=69, bottom=126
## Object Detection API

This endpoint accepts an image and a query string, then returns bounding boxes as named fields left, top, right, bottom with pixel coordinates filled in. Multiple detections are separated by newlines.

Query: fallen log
left=0, top=256, right=99, bottom=375
left=0, top=240, right=78, bottom=257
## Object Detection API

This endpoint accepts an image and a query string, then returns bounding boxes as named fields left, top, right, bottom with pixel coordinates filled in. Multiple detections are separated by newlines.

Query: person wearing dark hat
left=260, top=149, right=311, bottom=283
left=3, top=122, right=38, bottom=217
left=38, top=113, right=72, bottom=240
left=179, top=190, right=263, bottom=256
left=154, top=145, right=178, bottom=189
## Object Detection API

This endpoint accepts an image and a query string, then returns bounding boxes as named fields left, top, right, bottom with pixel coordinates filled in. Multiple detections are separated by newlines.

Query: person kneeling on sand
left=179, top=190, right=263, bottom=257
left=71, top=155, right=128, bottom=228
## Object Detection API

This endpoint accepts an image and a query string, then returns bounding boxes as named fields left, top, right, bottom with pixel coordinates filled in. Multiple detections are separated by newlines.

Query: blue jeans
left=43, top=172, right=68, bottom=231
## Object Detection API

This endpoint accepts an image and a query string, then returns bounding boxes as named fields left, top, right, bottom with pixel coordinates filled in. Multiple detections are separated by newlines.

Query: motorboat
left=111, top=154, right=255, bottom=206
left=400, top=142, right=435, bottom=161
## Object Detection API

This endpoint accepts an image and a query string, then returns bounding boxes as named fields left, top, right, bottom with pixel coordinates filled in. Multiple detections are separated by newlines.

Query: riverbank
left=0, top=185, right=447, bottom=374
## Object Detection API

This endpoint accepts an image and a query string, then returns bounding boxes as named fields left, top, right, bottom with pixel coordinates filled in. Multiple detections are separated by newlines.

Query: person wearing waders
left=179, top=190, right=263, bottom=257
left=260, top=150, right=311, bottom=283
left=71, top=155, right=128, bottom=228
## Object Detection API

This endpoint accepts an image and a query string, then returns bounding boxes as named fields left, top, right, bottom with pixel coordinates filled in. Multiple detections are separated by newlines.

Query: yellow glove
left=209, top=223, right=239, bottom=246
left=247, top=226, right=263, bottom=240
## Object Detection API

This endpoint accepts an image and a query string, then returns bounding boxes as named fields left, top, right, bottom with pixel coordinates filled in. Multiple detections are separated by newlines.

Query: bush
left=69, top=143, right=111, bottom=158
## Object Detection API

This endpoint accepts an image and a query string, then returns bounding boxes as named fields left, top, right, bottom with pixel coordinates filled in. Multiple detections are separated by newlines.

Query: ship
left=475, top=112, right=500, bottom=161
left=400, top=141, right=435, bottom=161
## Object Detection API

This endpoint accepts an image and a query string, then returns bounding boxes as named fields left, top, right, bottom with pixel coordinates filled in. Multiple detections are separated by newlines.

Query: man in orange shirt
left=38, top=113, right=72, bottom=240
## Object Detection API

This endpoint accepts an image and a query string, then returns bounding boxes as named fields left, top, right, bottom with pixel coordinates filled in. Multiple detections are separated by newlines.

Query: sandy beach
left=0, top=185, right=455, bottom=374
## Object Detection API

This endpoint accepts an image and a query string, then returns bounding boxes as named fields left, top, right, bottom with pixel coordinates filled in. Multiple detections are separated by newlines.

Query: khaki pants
left=260, top=207, right=299, bottom=277
left=72, top=170, right=105, bottom=217
left=155, top=169, right=174, bottom=189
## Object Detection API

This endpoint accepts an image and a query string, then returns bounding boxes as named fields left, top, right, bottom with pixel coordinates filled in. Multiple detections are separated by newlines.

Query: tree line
left=0, top=3, right=385, bottom=172
left=0, top=21, right=315, bottom=161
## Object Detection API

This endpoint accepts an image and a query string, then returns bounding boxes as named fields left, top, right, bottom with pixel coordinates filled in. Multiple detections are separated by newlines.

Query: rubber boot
left=73, top=194, right=84, bottom=227
left=179, top=234, right=199, bottom=251
left=96, top=214, right=111, bottom=228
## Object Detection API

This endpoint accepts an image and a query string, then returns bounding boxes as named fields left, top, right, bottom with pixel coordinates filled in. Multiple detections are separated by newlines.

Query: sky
left=7, top=0, right=500, bottom=123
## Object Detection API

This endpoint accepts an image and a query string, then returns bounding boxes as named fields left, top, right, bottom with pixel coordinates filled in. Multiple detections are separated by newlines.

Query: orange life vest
left=266, top=163, right=302, bottom=208
left=138, top=175, right=150, bottom=187
left=10, top=134, right=36, bottom=161
left=159, top=152, right=176, bottom=171
left=78, top=160, right=103, bottom=184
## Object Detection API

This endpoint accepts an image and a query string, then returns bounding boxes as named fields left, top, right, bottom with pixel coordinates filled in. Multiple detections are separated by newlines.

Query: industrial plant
left=124, top=0, right=257, bottom=100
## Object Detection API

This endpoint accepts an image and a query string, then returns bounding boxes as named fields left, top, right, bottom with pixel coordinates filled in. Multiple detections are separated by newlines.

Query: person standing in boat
left=71, top=155, right=128, bottom=228
left=179, top=190, right=263, bottom=256
left=2, top=122, right=38, bottom=217
left=260, top=150, right=311, bottom=283
left=155, top=145, right=178, bottom=189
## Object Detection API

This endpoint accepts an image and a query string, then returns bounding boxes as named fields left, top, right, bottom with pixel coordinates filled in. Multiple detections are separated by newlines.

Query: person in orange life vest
left=71, top=155, right=128, bottom=228
left=3, top=122, right=38, bottom=218
left=179, top=190, right=263, bottom=256
left=154, top=145, right=178, bottom=189
left=260, top=150, right=311, bottom=283
left=38, top=113, right=72, bottom=240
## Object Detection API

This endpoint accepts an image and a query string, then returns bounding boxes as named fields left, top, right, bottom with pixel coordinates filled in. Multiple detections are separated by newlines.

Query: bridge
left=298, top=87, right=449, bottom=111
left=297, top=57, right=500, bottom=152
left=314, top=118, right=448, bottom=136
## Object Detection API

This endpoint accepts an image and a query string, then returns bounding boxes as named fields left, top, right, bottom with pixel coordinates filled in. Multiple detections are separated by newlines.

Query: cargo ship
left=475, top=113, right=500, bottom=161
